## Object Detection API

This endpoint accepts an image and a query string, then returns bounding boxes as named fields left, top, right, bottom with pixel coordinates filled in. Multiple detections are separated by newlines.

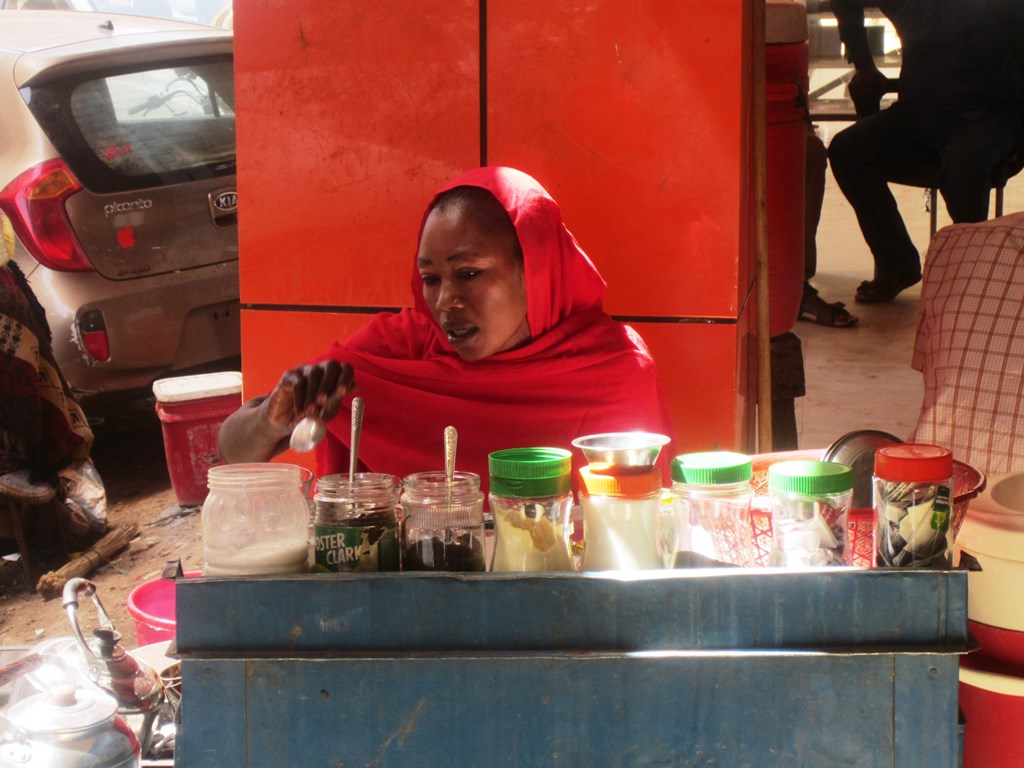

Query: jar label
left=930, top=485, right=951, bottom=532
left=314, top=523, right=399, bottom=572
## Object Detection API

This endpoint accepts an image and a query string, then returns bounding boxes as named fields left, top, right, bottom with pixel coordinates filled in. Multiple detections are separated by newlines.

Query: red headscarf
left=313, top=167, right=674, bottom=491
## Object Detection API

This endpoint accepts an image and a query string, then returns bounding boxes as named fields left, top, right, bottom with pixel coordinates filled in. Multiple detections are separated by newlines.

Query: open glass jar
left=202, top=463, right=311, bottom=576
left=313, top=473, right=401, bottom=573
left=401, top=471, right=486, bottom=572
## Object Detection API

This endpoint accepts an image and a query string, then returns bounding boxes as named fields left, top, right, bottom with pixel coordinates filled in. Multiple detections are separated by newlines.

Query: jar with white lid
left=313, top=473, right=400, bottom=573
left=670, top=451, right=754, bottom=567
left=768, top=460, right=852, bottom=567
left=401, top=471, right=486, bottom=572
left=202, top=463, right=311, bottom=576
left=489, top=447, right=575, bottom=572
left=578, top=463, right=664, bottom=571
left=874, top=443, right=954, bottom=568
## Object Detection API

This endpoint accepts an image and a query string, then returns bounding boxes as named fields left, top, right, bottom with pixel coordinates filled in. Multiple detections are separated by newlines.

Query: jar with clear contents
left=578, top=463, right=664, bottom=571
left=202, top=463, right=311, bottom=576
left=313, top=473, right=400, bottom=573
left=874, top=443, right=954, bottom=568
left=489, top=447, right=575, bottom=572
left=669, top=451, right=754, bottom=567
left=401, top=471, right=486, bottom=572
left=768, top=460, right=852, bottom=567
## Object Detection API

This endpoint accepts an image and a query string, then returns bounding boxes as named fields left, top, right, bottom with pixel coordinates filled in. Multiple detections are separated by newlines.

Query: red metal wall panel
left=232, top=0, right=757, bottom=456
left=234, top=0, right=481, bottom=308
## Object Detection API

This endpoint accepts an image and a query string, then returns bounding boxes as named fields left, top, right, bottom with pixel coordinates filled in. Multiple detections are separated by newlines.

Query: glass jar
left=768, top=460, right=852, bottom=567
left=401, top=471, right=486, bottom=572
left=669, top=451, right=754, bottom=567
left=874, top=443, right=954, bottom=568
left=578, top=463, right=664, bottom=571
left=488, top=447, right=575, bottom=572
left=202, top=463, right=311, bottom=576
left=313, top=473, right=400, bottom=573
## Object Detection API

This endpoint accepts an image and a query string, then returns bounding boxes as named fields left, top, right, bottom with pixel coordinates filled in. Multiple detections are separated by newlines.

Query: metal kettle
left=0, top=684, right=140, bottom=768
left=60, top=578, right=163, bottom=716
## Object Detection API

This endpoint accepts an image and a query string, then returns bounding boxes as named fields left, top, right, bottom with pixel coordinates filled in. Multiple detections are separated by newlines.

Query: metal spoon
left=289, top=414, right=326, bottom=453
left=443, top=425, right=457, bottom=542
left=348, top=397, right=364, bottom=481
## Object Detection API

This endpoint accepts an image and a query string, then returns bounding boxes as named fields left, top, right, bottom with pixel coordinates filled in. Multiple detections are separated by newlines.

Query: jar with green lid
left=313, top=473, right=400, bottom=573
left=768, top=459, right=852, bottom=567
left=669, top=451, right=754, bottom=567
left=401, top=471, right=486, bottom=572
left=578, top=463, right=664, bottom=571
left=874, top=443, right=954, bottom=568
left=489, top=447, right=575, bottom=572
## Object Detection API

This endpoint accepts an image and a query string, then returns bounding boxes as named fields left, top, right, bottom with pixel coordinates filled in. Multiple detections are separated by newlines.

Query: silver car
left=0, top=11, right=239, bottom=403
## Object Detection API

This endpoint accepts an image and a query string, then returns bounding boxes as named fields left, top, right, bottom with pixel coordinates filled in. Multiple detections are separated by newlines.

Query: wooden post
left=752, top=0, right=773, bottom=451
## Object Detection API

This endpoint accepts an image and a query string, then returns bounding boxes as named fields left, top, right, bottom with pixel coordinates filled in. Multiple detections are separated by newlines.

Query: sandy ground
left=0, top=396, right=204, bottom=650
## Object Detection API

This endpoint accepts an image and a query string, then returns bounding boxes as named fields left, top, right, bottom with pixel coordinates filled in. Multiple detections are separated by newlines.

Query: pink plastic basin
left=126, top=571, right=200, bottom=646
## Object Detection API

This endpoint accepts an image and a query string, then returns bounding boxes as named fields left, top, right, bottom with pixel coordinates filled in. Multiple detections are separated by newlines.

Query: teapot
left=0, top=685, right=140, bottom=768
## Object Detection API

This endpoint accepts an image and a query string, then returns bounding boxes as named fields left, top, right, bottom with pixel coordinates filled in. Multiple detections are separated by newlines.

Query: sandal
left=855, top=271, right=922, bottom=304
left=798, top=292, right=859, bottom=328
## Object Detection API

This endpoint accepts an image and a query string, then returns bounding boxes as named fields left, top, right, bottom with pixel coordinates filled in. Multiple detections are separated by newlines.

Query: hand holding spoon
left=289, top=414, right=326, bottom=453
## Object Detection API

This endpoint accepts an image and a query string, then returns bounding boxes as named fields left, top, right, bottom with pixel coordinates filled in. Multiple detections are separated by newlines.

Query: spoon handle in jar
left=349, top=397, right=364, bottom=481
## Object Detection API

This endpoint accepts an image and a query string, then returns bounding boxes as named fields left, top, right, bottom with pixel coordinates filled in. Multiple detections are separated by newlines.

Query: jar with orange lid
left=874, top=443, right=954, bottom=568
left=578, top=463, right=664, bottom=570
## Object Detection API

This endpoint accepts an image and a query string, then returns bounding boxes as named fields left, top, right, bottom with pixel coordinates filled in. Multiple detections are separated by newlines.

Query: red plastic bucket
left=126, top=571, right=201, bottom=646
left=153, top=372, right=242, bottom=507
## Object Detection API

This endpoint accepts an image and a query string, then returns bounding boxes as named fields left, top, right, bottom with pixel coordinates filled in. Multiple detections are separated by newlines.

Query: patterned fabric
left=0, top=259, right=92, bottom=482
left=910, top=212, right=1024, bottom=476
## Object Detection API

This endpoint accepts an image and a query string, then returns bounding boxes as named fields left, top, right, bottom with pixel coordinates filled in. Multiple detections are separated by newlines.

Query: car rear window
left=23, top=56, right=235, bottom=194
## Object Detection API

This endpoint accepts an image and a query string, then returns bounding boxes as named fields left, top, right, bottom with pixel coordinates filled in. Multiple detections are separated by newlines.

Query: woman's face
left=417, top=204, right=530, bottom=361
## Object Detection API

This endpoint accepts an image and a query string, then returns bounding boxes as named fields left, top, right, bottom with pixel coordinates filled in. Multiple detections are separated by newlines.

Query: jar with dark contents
left=400, top=471, right=486, bottom=572
left=313, top=473, right=400, bottom=573
left=874, top=443, right=954, bottom=568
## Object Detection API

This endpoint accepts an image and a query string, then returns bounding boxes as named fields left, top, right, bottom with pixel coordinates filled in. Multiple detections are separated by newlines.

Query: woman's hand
left=263, top=360, right=355, bottom=431
left=218, top=360, right=355, bottom=464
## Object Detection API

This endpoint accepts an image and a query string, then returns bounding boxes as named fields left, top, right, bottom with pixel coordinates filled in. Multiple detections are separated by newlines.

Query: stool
left=0, top=471, right=57, bottom=590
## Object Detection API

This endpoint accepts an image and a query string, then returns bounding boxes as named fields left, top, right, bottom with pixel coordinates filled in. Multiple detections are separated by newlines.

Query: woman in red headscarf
left=219, top=167, right=674, bottom=486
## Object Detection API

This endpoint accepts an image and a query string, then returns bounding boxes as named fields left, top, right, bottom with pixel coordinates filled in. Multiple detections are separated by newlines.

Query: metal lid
left=822, top=429, right=902, bottom=507
left=6, top=686, right=117, bottom=735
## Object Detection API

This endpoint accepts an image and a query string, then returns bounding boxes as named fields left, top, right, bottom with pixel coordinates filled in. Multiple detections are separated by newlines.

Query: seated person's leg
left=828, top=109, right=933, bottom=302
left=939, top=110, right=1024, bottom=223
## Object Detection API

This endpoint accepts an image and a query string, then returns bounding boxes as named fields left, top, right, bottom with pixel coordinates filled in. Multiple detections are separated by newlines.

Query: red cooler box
left=152, top=372, right=243, bottom=507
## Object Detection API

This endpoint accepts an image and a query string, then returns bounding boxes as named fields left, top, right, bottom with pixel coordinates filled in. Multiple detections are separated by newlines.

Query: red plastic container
left=764, top=81, right=807, bottom=338
left=126, top=571, right=201, bottom=646
left=152, top=372, right=242, bottom=507
left=959, top=666, right=1024, bottom=768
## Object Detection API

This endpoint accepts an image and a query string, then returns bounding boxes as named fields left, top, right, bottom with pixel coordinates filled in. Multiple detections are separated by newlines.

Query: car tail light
left=0, top=159, right=93, bottom=272
left=78, top=309, right=110, bottom=362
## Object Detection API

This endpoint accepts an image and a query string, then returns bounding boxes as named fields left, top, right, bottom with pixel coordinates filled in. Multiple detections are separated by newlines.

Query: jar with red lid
left=874, top=443, right=954, bottom=568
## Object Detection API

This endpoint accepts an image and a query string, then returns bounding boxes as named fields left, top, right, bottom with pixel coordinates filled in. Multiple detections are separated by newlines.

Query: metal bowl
left=571, top=432, right=670, bottom=466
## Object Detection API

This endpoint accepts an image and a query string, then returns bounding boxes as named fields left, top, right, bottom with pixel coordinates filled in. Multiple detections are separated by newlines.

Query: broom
left=35, top=521, right=139, bottom=600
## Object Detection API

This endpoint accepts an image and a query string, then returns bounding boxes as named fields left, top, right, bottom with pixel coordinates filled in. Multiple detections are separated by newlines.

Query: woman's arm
left=217, top=360, right=354, bottom=464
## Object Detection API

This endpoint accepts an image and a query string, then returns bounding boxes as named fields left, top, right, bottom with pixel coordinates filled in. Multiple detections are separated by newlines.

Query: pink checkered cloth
left=910, top=212, right=1024, bottom=477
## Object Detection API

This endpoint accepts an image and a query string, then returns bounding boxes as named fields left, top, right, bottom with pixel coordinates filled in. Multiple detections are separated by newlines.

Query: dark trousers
left=827, top=104, right=1022, bottom=282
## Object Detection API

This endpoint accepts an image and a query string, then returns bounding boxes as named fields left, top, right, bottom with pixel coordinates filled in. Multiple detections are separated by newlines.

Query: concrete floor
left=794, top=121, right=1024, bottom=451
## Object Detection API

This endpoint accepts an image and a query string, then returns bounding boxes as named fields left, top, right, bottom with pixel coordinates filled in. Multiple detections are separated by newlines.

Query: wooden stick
left=752, top=0, right=773, bottom=452
left=35, top=522, right=139, bottom=600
